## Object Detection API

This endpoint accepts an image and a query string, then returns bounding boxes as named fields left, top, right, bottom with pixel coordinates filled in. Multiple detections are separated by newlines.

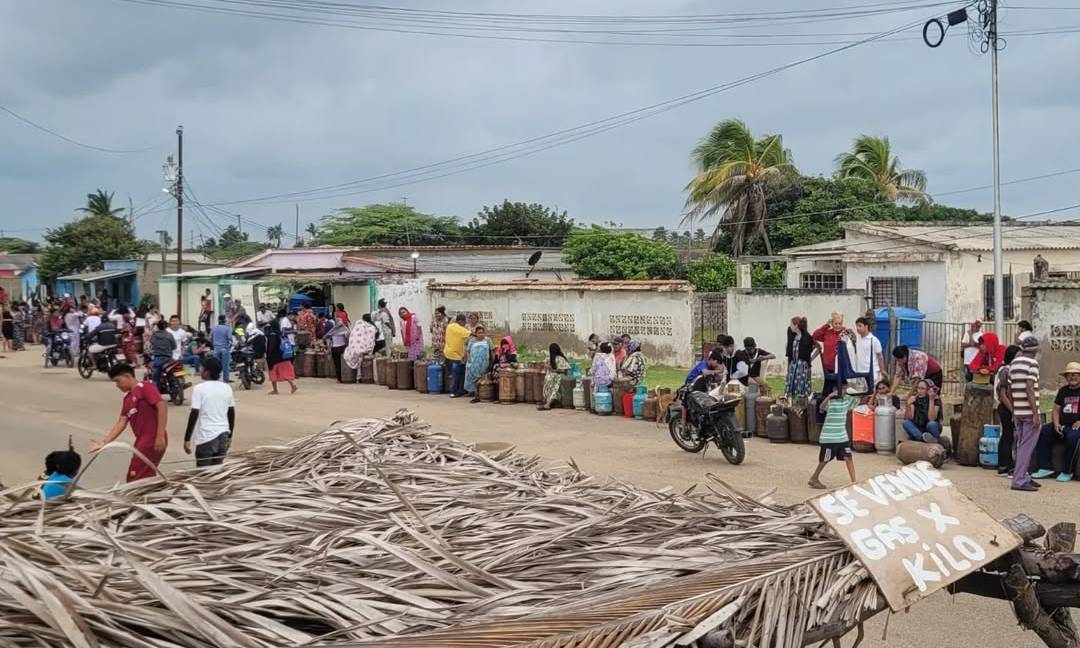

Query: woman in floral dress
left=540, top=343, right=571, bottom=410
left=464, top=326, right=492, bottom=402
left=429, top=306, right=448, bottom=360
left=618, top=340, right=647, bottom=390
left=398, top=307, right=424, bottom=360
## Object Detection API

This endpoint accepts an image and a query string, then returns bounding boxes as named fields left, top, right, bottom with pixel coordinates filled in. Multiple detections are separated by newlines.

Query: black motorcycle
left=77, top=330, right=121, bottom=379
left=233, top=345, right=265, bottom=390
left=667, top=385, right=746, bottom=465
left=43, top=331, right=74, bottom=368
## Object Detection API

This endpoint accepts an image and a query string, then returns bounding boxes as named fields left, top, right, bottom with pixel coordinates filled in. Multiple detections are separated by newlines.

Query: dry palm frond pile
left=0, top=413, right=879, bottom=648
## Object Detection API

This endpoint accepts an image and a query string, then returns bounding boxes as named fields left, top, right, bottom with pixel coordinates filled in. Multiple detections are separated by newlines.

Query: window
left=870, top=277, right=918, bottom=310
left=800, top=272, right=844, bottom=290
left=983, top=274, right=1015, bottom=320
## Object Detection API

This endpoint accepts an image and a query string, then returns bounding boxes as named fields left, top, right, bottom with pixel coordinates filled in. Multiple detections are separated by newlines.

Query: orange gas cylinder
left=852, top=404, right=876, bottom=452
left=622, top=392, right=634, bottom=418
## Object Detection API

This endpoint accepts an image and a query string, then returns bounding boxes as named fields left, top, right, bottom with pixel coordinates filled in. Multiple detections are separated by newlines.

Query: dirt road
left=1, top=349, right=1074, bottom=646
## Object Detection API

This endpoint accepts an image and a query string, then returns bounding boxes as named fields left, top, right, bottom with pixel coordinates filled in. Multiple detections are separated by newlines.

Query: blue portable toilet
left=874, top=307, right=925, bottom=350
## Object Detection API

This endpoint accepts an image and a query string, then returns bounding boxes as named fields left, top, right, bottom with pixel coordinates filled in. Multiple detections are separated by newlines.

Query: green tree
left=685, top=119, right=795, bottom=256
left=305, top=222, right=318, bottom=238
left=0, top=237, right=39, bottom=253
left=834, top=135, right=928, bottom=205
left=267, top=223, right=284, bottom=248
left=464, top=200, right=574, bottom=247
left=651, top=226, right=669, bottom=241
left=76, top=189, right=125, bottom=218
left=316, top=203, right=461, bottom=246
left=685, top=255, right=736, bottom=292
left=562, top=228, right=681, bottom=280
left=218, top=225, right=248, bottom=248
left=38, top=214, right=140, bottom=283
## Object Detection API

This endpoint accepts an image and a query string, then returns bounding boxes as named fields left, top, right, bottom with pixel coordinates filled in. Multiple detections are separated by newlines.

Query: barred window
left=800, top=272, right=844, bottom=290
left=983, top=275, right=1015, bottom=320
left=870, top=277, right=918, bottom=310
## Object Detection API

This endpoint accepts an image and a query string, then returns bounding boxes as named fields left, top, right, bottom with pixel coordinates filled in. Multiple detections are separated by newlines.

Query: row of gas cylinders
left=347, top=355, right=674, bottom=421
left=749, top=386, right=900, bottom=455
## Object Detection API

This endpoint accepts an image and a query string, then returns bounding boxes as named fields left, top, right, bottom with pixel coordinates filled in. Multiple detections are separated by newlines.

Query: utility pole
left=156, top=230, right=168, bottom=269
left=175, top=125, right=184, bottom=317
left=129, top=196, right=134, bottom=228
left=237, top=214, right=242, bottom=234
left=295, top=203, right=300, bottom=247
left=989, top=0, right=1004, bottom=336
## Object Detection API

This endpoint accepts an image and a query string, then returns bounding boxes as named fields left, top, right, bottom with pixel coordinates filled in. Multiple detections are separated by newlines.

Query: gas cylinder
left=785, top=400, right=808, bottom=443
left=514, top=368, right=526, bottom=403
left=582, top=376, right=593, bottom=411
left=745, top=382, right=759, bottom=437
left=532, top=368, right=546, bottom=404
left=573, top=380, right=586, bottom=410
left=385, top=358, right=399, bottom=389
left=341, top=357, right=357, bottom=384
left=979, top=424, right=1001, bottom=469
left=499, top=367, right=516, bottom=403
left=874, top=397, right=897, bottom=454
left=896, top=440, right=946, bottom=468
left=360, top=355, right=375, bottom=383
left=755, top=396, right=774, bottom=438
left=632, top=384, right=648, bottom=419
left=444, top=362, right=454, bottom=394
left=477, top=375, right=495, bottom=401
left=806, top=396, right=821, bottom=444
left=427, top=362, right=443, bottom=394
left=767, top=403, right=790, bottom=443
left=643, top=389, right=658, bottom=421
left=302, top=349, right=317, bottom=378
left=852, top=404, right=875, bottom=452
left=374, top=356, right=387, bottom=386
left=314, top=351, right=327, bottom=378
left=322, top=351, right=336, bottom=378
left=560, top=375, right=576, bottom=409
left=414, top=360, right=429, bottom=393
left=522, top=368, right=535, bottom=402
left=622, top=391, right=634, bottom=418
left=397, top=359, right=414, bottom=390
left=594, top=385, right=613, bottom=415
left=612, top=378, right=631, bottom=416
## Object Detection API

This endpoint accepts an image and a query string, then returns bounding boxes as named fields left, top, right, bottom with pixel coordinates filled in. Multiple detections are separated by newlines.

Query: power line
left=0, top=104, right=155, bottom=154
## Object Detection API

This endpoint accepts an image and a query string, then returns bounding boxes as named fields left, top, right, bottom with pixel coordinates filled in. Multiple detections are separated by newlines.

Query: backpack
left=280, top=336, right=295, bottom=360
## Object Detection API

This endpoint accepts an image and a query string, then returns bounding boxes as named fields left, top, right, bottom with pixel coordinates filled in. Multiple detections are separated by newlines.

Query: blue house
left=56, top=260, right=139, bottom=309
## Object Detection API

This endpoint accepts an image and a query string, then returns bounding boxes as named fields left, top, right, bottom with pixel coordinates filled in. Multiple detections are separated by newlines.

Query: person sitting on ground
left=539, top=343, right=571, bottom=411
left=619, top=340, right=647, bottom=390
left=901, top=379, right=943, bottom=443
left=969, top=331, right=1006, bottom=378
left=41, top=439, right=81, bottom=501
left=589, top=342, right=617, bottom=397
left=184, top=355, right=236, bottom=468
left=889, top=345, right=943, bottom=394
left=1031, top=361, right=1080, bottom=483
left=808, top=382, right=858, bottom=490
left=874, top=380, right=901, bottom=409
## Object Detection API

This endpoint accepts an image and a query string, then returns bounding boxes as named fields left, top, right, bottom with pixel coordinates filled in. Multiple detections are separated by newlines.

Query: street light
left=162, top=155, right=177, bottom=196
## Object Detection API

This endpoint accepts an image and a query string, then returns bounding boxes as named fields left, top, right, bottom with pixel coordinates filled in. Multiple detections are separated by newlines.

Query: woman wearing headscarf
left=464, top=325, right=492, bottom=403
left=343, top=314, right=377, bottom=373
left=492, top=335, right=518, bottom=388
left=430, top=306, right=448, bottom=361
left=265, top=319, right=298, bottom=395
left=589, top=341, right=616, bottom=398
left=968, top=331, right=1006, bottom=377
left=539, top=343, right=571, bottom=410
left=398, top=307, right=424, bottom=360
left=619, top=340, right=647, bottom=389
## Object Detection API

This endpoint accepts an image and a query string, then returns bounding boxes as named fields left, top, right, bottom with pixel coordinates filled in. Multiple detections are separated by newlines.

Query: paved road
left=1, top=348, right=1075, bottom=646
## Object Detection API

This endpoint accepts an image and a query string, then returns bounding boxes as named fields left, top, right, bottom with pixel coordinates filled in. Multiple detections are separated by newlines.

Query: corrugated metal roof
left=362, top=249, right=571, bottom=272
left=161, top=266, right=270, bottom=279
left=431, top=279, right=690, bottom=291
left=843, top=221, right=1080, bottom=251
left=780, top=239, right=847, bottom=255
left=57, top=269, right=136, bottom=282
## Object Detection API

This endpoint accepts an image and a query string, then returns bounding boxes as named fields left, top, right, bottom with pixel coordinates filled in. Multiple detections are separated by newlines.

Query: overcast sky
left=2, top=0, right=1078, bottom=245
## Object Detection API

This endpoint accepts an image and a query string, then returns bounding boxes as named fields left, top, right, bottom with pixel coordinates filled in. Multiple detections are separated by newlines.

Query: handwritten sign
left=810, top=462, right=1020, bottom=611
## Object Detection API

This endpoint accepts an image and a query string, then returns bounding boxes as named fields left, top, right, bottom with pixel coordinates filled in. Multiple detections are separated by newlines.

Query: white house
left=782, top=221, right=1080, bottom=323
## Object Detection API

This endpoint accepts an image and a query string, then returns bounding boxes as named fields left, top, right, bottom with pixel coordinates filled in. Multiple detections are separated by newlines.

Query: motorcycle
left=77, top=339, right=121, bottom=379
left=146, top=358, right=190, bottom=405
left=233, top=345, right=265, bottom=390
left=43, top=331, right=74, bottom=368
left=667, top=384, right=746, bottom=465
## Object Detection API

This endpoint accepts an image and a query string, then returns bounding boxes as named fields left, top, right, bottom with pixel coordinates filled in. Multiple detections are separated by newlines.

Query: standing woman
left=265, top=319, right=298, bottom=395
left=2, top=303, right=16, bottom=352
left=31, top=302, right=44, bottom=346
left=430, top=306, right=448, bottom=361
left=464, top=325, right=492, bottom=403
left=12, top=301, right=27, bottom=351
left=619, top=340, right=647, bottom=390
left=539, top=343, right=571, bottom=410
left=398, top=307, right=424, bottom=360
left=326, top=315, right=350, bottom=383
left=785, top=316, right=815, bottom=399
left=466, top=312, right=480, bottom=336
left=344, top=315, right=377, bottom=373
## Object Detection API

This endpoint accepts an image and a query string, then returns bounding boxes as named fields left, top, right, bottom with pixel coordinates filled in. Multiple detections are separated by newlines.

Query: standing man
left=167, top=314, right=190, bottom=362
left=184, top=356, right=236, bottom=467
left=961, top=320, right=982, bottom=382
left=1008, top=336, right=1042, bottom=492
left=443, top=313, right=470, bottom=398
left=852, top=317, right=886, bottom=389
left=91, top=363, right=168, bottom=482
left=813, top=313, right=849, bottom=402
left=64, top=304, right=84, bottom=358
left=200, top=289, right=213, bottom=335
left=210, top=315, right=233, bottom=382
left=373, top=299, right=396, bottom=346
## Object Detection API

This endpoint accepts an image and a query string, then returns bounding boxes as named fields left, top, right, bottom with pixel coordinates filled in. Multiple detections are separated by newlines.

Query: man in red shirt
left=91, top=363, right=169, bottom=482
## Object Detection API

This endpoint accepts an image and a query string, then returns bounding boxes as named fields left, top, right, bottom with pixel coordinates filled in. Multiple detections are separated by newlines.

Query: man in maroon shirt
left=91, top=363, right=169, bottom=482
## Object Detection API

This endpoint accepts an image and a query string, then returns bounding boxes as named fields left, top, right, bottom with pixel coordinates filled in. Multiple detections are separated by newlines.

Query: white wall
left=724, top=288, right=867, bottom=376
left=428, top=284, right=694, bottom=366
left=946, top=249, right=1079, bottom=324
left=1027, top=285, right=1080, bottom=386
left=333, top=283, right=371, bottom=323
left=373, top=278, right=433, bottom=348
left=784, top=258, right=843, bottom=289
left=844, top=260, right=948, bottom=319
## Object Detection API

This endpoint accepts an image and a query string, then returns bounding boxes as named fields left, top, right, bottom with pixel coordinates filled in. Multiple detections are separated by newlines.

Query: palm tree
left=267, top=224, right=284, bottom=249
left=834, top=135, right=929, bottom=205
left=684, top=119, right=794, bottom=255
left=76, top=189, right=125, bottom=218
left=305, top=222, right=318, bottom=240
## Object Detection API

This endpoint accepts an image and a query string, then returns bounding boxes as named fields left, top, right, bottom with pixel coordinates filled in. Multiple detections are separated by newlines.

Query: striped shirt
left=1008, top=355, right=1040, bottom=417
left=819, top=395, right=856, bottom=444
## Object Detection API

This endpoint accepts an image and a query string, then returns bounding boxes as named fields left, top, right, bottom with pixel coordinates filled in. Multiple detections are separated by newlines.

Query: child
left=809, top=383, right=859, bottom=489
left=41, top=436, right=81, bottom=500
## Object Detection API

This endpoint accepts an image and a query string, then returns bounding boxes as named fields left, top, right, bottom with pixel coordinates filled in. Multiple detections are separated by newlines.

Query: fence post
left=887, top=307, right=897, bottom=375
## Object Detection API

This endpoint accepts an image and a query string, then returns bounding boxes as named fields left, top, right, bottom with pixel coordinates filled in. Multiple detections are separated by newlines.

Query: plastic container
left=499, top=367, right=516, bottom=403
left=632, top=385, right=648, bottom=419
left=767, top=403, right=789, bottom=443
left=622, top=392, right=634, bottom=418
left=427, top=361, right=443, bottom=394
left=852, top=405, right=876, bottom=452
left=874, top=397, right=897, bottom=454
left=873, top=306, right=925, bottom=351
left=573, top=380, right=586, bottom=410
left=594, top=385, right=613, bottom=415
left=979, top=424, right=1001, bottom=469
left=414, top=360, right=429, bottom=393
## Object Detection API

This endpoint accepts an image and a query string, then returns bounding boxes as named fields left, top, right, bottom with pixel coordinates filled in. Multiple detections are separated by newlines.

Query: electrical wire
left=0, top=104, right=155, bottom=154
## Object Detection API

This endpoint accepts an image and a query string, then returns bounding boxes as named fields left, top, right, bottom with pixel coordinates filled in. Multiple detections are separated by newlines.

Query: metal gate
left=694, top=293, right=727, bottom=359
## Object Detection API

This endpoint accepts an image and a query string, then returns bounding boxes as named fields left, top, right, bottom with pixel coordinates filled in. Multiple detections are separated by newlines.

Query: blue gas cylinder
left=427, top=362, right=444, bottom=394
left=632, top=384, right=648, bottom=419
left=979, top=424, right=1000, bottom=469
left=594, top=385, right=613, bottom=415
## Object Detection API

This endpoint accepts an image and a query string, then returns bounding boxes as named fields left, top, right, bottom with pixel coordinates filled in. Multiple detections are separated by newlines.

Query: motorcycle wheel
left=240, top=368, right=251, bottom=390
left=50, top=357, right=58, bottom=367
left=251, top=366, right=266, bottom=385
left=65, top=355, right=74, bottom=368
left=170, top=381, right=184, bottom=406
left=718, top=413, right=747, bottom=465
left=668, top=416, right=707, bottom=453
left=77, top=355, right=95, bottom=379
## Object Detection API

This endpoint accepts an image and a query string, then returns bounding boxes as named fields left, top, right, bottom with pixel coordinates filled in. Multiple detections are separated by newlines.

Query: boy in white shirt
left=183, top=355, right=236, bottom=467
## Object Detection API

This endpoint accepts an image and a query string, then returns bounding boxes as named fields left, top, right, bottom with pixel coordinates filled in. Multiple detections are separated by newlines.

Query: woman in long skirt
left=12, top=302, right=27, bottom=351
left=464, top=326, right=492, bottom=402
left=785, top=316, right=814, bottom=399
left=266, top=320, right=298, bottom=395
left=618, top=341, right=647, bottom=390
left=398, top=307, right=424, bottom=360
left=539, top=343, right=571, bottom=410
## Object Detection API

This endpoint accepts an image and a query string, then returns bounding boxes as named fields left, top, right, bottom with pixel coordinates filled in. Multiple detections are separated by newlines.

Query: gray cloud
left=1, top=0, right=1078, bottom=243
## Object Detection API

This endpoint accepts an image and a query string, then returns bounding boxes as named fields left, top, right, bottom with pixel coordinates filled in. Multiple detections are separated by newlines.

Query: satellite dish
left=525, top=251, right=543, bottom=278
